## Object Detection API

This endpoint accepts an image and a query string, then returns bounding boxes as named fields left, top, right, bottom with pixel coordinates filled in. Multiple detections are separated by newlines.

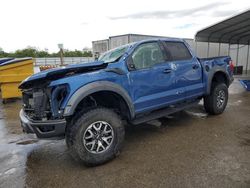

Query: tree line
left=0, top=47, right=93, bottom=58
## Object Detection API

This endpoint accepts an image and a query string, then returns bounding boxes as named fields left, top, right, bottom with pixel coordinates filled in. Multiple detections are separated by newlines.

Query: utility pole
left=58, top=43, right=64, bottom=66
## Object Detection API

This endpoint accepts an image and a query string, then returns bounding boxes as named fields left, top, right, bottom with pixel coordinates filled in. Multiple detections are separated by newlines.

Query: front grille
left=22, top=89, right=51, bottom=120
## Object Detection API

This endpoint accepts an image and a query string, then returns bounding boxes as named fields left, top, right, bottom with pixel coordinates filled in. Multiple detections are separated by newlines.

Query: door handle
left=192, top=64, right=199, bottom=69
left=176, top=90, right=185, bottom=95
left=163, top=69, right=172, bottom=73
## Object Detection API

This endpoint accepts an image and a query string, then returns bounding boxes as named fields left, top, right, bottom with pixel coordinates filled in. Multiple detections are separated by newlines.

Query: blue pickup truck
left=19, top=38, right=234, bottom=165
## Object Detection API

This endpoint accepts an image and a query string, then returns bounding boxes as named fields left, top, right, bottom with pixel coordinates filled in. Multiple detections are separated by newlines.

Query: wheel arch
left=63, top=81, right=135, bottom=119
left=206, top=69, right=230, bottom=95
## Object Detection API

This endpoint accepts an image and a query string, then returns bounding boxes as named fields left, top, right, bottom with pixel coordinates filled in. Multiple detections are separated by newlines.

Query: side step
left=130, top=100, right=200, bottom=125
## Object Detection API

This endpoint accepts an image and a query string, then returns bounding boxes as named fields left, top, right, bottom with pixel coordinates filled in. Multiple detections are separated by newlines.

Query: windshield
left=98, top=44, right=130, bottom=63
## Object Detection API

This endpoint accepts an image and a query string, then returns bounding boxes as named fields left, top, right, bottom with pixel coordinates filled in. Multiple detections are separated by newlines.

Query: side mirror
left=128, top=63, right=135, bottom=70
left=127, top=56, right=136, bottom=71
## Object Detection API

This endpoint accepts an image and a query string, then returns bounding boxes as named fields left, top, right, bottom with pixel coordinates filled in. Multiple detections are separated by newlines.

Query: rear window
left=164, top=42, right=192, bottom=61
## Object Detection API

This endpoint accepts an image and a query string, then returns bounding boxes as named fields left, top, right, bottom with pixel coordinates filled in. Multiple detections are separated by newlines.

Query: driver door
left=128, top=41, right=183, bottom=114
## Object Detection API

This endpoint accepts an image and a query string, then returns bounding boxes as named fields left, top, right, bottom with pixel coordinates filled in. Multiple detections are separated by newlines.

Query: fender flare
left=63, top=81, right=135, bottom=119
left=205, top=67, right=230, bottom=95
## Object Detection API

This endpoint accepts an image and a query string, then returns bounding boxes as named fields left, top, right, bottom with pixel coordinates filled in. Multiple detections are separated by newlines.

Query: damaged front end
left=22, top=84, right=68, bottom=120
left=19, top=61, right=108, bottom=138
left=20, top=83, right=68, bottom=138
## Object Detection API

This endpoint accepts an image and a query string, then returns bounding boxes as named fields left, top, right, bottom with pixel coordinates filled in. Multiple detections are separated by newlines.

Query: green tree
left=83, top=51, right=92, bottom=57
left=0, top=47, right=93, bottom=58
left=63, top=49, right=92, bottom=57
left=0, top=47, right=4, bottom=58
left=50, top=52, right=60, bottom=57
left=36, top=50, right=50, bottom=57
left=0, top=47, right=9, bottom=58
left=14, top=47, right=37, bottom=58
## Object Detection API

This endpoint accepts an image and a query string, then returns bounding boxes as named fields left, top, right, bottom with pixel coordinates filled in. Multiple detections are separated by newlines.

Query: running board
left=131, top=100, right=199, bottom=125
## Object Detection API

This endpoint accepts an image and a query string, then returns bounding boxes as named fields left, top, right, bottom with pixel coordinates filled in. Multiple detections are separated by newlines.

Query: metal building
left=92, top=34, right=223, bottom=60
left=109, top=34, right=169, bottom=49
left=93, top=34, right=194, bottom=56
left=92, top=39, right=109, bottom=58
left=195, top=9, right=250, bottom=73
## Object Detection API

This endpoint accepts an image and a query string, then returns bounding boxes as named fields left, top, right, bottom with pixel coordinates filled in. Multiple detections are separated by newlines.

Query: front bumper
left=20, top=109, right=66, bottom=138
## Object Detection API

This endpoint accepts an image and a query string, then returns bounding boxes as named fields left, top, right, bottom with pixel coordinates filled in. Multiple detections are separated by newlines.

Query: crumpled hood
left=19, top=61, right=108, bottom=89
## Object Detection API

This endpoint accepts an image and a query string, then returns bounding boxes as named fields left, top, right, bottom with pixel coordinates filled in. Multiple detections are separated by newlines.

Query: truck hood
left=19, top=61, right=108, bottom=89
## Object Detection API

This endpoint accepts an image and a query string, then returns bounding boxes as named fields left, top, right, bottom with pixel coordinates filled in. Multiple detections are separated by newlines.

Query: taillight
left=229, top=60, right=234, bottom=72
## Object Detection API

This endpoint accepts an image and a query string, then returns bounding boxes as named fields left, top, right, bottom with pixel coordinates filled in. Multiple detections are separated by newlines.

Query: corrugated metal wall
left=109, top=34, right=169, bottom=49
left=129, top=34, right=166, bottom=43
left=109, top=35, right=129, bottom=49
left=92, top=39, right=109, bottom=55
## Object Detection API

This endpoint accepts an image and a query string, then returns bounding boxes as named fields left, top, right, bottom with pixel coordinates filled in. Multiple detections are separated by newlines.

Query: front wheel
left=204, top=83, right=228, bottom=115
left=66, top=108, right=125, bottom=166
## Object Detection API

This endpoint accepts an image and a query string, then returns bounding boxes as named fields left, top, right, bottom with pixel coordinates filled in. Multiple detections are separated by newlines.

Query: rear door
left=162, top=41, right=203, bottom=99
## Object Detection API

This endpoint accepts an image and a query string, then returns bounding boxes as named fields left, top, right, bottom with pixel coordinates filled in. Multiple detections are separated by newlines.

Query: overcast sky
left=0, top=0, right=249, bottom=52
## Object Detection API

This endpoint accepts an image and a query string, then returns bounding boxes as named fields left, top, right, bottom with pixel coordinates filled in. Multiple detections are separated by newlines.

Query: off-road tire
left=204, top=83, right=228, bottom=115
left=65, top=107, right=125, bottom=166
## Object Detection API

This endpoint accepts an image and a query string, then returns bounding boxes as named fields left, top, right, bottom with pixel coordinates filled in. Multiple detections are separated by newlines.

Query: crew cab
left=19, top=38, right=234, bottom=166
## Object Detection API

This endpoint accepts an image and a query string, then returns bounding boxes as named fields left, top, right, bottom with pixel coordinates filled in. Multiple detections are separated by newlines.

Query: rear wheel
left=204, top=83, right=228, bottom=115
left=66, top=108, right=125, bottom=166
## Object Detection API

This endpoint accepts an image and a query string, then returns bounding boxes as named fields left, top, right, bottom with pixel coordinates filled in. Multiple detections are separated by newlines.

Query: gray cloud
left=109, top=2, right=230, bottom=20
left=211, top=10, right=238, bottom=17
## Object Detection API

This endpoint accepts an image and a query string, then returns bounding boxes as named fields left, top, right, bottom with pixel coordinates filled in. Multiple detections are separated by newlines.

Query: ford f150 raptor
left=19, top=38, right=234, bottom=165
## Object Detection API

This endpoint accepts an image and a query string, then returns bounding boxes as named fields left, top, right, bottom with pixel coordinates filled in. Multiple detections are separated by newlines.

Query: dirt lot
left=0, top=78, right=249, bottom=188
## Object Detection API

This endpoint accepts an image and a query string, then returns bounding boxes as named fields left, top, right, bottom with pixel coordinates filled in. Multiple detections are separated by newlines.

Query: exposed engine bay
left=20, top=62, right=108, bottom=121
left=22, top=86, right=67, bottom=121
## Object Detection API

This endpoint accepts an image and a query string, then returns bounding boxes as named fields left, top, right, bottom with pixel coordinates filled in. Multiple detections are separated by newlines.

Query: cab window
left=132, top=42, right=164, bottom=69
left=163, top=42, right=192, bottom=61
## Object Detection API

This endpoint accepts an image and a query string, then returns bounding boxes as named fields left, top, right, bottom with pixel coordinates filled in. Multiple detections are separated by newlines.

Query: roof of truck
left=136, top=37, right=185, bottom=44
